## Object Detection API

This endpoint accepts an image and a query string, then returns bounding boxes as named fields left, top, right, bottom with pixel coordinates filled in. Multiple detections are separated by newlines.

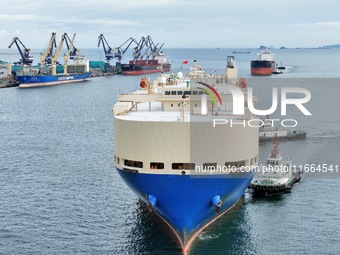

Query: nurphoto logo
left=198, top=82, right=312, bottom=127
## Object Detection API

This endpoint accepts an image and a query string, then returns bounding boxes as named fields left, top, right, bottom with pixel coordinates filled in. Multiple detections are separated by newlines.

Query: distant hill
left=321, top=44, right=340, bottom=49
left=258, top=45, right=274, bottom=50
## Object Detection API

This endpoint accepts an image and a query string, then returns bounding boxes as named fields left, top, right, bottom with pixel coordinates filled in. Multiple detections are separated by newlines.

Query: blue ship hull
left=17, top=72, right=92, bottom=88
left=116, top=168, right=254, bottom=254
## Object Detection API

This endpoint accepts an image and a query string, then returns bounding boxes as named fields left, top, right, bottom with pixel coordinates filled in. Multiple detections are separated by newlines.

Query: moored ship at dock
left=121, top=56, right=171, bottom=75
left=15, top=33, right=91, bottom=88
left=113, top=57, right=259, bottom=254
left=121, top=35, right=171, bottom=75
left=17, top=72, right=91, bottom=88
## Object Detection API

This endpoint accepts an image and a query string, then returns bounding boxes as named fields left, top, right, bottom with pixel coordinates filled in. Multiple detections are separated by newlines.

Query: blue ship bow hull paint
left=116, top=168, right=254, bottom=254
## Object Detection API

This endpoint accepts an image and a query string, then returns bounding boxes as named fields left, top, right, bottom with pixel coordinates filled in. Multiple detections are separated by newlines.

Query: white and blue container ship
left=113, top=58, right=259, bottom=254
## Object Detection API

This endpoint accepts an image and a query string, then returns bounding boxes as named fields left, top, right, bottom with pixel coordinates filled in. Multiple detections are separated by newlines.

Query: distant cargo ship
left=121, top=51, right=171, bottom=75
left=250, top=50, right=276, bottom=75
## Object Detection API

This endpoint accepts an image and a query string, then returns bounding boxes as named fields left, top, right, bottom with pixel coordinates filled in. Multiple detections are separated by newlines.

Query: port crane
left=146, top=35, right=164, bottom=60
left=40, top=32, right=57, bottom=67
left=131, top=35, right=164, bottom=61
left=98, top=34, right=115, bottom=62
left=132, top=36, right=150, bottom=61
left=51, top=33, right=67, bottom=75
left=63, top=33, right=76, bottom=74
left=113, top=37, right=139, bottom=62
left=8, top=37, right=34, bottom=65
left=98, top=34, right=138, bottom=72
left=64, top=33, right=79, bottom=58
left=98, top=34, right=138, bottom=63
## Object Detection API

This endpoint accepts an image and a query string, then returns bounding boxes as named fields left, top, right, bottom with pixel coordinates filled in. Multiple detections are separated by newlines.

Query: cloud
left=1, top=0, right=340, bottom=48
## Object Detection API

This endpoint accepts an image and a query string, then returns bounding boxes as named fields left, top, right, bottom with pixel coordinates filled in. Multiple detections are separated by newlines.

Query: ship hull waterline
left=17, top=72, right=92, bottom=88
left=122, top=68, right=171, bottom=75
left=121, top=63, right=171, bottom=75
left=116, top=168, right=254, bottom=254
left=250, top=60, right=275, bottom=76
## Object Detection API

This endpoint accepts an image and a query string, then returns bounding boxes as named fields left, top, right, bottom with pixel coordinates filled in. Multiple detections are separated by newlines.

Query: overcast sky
left=1, top=0, right=340, bottom=50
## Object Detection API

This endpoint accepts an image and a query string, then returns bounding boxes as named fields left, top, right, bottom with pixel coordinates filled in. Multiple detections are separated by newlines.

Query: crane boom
left=133, top=36, right=148, bottom=61
left=64, top=33, right=78, bottom=57
left=146, top=35, right=164, bottom=59
left=52, top=33, right=66, bottom=75
left=114, top=37, right=139, bottom=62
left=63, top=33, right=76, bottom=74
left=98, top=34, right=114, bottom=61
left=8, top=37, right=34, bottom=65
left=40, top=32, right=57, bottom=67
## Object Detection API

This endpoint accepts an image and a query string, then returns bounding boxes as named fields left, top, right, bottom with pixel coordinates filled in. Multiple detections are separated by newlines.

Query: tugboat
left=277, top=62, right=286, bottom=70
left=259, top=117, right=307, bottom=142
left=272, top=64, right=283, bottom=74
left=249, top=135, right=302, bottom=196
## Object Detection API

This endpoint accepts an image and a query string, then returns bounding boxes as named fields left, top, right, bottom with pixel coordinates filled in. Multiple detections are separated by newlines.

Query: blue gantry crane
left=98, top=34, right=114, bottom=62
left=64, top=33, right=79, bottom=58
left=8, top=37, right=34, bottom=66
left=98, top=34, right=139, bottom=72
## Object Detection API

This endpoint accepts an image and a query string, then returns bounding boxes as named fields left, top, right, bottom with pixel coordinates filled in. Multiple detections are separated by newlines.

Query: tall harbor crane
left=40, top=32, right=57, bottom=67
left=97, top=34, right=138, bottom=72
left=64, top=33, right=79, bottom=58
left=146, top=35, right=164, bottom=59
left=51, top=33, right=67, bottom=75
left=114, top=37, right=139, bottom=62
left=63, top=33, right=76, bottom=74
left=98, top=34, right=114, bottom=62
left=132, top=36, right=149, bottom=61
left=8, top=37, right=34, bottom=65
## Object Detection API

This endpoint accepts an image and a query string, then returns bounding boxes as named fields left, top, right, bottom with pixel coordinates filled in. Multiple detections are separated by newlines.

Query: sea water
left=0, top=48, right=339, bottom=255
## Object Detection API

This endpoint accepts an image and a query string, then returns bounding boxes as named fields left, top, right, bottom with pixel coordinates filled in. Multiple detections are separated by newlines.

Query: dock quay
left=89, top=68, right=120, bottom=77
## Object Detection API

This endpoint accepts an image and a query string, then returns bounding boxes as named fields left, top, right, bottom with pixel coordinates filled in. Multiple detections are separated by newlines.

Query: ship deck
left=115, top=101, right=244, bottom=122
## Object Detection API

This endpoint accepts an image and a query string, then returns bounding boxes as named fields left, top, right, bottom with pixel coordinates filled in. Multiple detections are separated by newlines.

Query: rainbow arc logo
left=197, top=82, right=222, bottom=106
